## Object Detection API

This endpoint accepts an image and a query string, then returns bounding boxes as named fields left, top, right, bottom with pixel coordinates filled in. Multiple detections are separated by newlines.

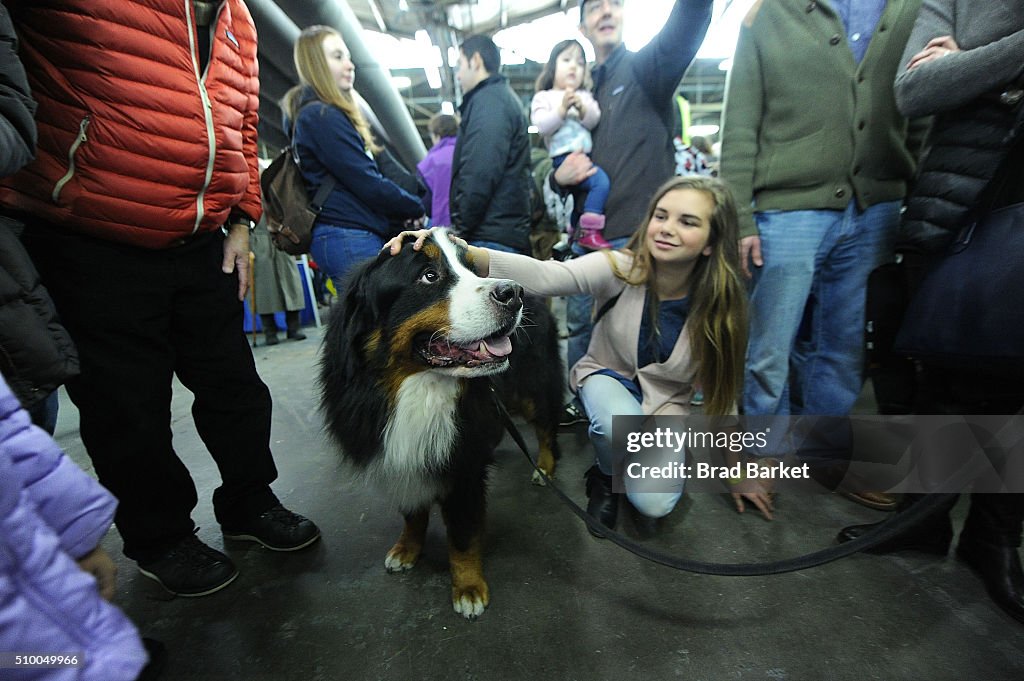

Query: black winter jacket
left=0, top=5, right=34, bottom=177
left=450, top=74, right=531, bottom=253
left=0, top=5, right=78, bottom=408
left=900, top=91, right=1024, bottom=253
left=0, top=219, right=79, bottom=408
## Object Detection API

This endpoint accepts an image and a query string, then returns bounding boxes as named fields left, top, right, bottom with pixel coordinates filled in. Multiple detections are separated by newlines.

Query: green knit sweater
left=720, top=0, right=923, bottom=238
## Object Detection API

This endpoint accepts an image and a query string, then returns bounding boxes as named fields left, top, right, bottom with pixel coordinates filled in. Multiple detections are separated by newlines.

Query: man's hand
left=552, top=151, right=597, bottom=187
left=77, top=547, right=117, bottom=601
left=222, top=223, right=251, bottom=301
left=739, top=235, right=763, bottom=279
left=907, top=36, right=960, bottom=71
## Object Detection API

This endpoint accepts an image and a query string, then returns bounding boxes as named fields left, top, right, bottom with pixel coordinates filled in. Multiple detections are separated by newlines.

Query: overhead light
left=425, top=67, right=442, bottom=90
left=398, top=0, right=409, bottom=10
left=689, top=124, right=720, bottom=137
left=718, top=58, right=732, bottom=71
left=440, top=101, right=455, bottom=115
left=527, top=125, right=539, bottom=134
left=390, top=76, right=412, bottom=89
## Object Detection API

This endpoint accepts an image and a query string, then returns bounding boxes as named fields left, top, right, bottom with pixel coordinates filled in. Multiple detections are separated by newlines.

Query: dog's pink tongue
left=481, top=335, right=512, bottom=357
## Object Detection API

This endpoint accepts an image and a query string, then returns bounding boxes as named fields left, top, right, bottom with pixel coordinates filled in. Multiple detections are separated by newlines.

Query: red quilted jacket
left=0, top=0, right=262, bottom=249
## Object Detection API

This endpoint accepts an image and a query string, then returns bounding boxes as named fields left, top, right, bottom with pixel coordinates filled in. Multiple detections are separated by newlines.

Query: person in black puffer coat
left=839, top=0, right=1024, bottom=627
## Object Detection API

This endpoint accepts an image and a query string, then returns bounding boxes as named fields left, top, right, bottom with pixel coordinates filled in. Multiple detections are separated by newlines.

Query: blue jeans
left=743, top=201, right=900, bottom=418
left=566, top=235, right=632, bottom=372
left=27, top=391, right=59, bottom=435
left=579, top=374, right=683, bottom=518
left=310, top=223, right=385, bottom=292
left=552, top=153, right=611, bottom=215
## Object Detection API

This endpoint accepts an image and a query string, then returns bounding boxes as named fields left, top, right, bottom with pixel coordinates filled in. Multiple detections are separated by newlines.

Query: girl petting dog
left=386, top=175, right=772, bottom=535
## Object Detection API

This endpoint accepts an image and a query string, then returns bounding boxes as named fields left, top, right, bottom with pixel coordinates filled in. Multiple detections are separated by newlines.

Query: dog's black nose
left=490, top=281, right=523, bottom=310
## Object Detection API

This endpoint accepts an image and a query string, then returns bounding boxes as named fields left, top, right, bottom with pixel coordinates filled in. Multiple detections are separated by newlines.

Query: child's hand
left=77, top=547, right=117, bottom=601
left=560, top=89, right=579, bottom=119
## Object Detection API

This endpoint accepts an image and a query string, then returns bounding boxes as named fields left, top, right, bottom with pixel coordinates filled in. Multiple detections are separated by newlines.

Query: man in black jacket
left=450, top=34, right=531, bottom=254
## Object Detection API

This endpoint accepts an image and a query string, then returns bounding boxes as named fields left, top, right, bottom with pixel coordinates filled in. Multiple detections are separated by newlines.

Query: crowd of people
left=1, top=0, right=1022, bottom=677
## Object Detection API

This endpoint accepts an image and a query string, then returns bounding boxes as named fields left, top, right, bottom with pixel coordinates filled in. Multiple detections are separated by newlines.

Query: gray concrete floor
left=53, top=323, right=1024, bottom=681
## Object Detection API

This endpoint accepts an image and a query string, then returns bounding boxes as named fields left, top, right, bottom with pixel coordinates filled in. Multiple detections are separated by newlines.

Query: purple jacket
left=0, top=375, right=146, bottom=680
left=416, top=136, right=456, bottom=227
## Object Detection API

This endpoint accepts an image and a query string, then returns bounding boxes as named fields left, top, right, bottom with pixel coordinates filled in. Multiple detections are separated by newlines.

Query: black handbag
left=877, top=81, right=1024, bottom=369
left=891, top=199, right=1024, bottom=366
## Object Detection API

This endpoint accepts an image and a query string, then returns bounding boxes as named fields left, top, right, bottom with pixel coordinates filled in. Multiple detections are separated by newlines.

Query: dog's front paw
left=452, top=581, right=489, bottom=620
left=530, top=468, right=550, bottom=486
left=384, top=543, right=420, bottom=572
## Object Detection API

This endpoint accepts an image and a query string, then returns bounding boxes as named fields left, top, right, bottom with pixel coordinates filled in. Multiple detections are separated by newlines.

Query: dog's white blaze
left=375, top=372, right=460, bottom=510
left=434, top=231, right=518, bottom=341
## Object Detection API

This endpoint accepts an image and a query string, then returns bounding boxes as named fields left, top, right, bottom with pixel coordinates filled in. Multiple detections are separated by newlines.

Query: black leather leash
left=489, top=383, right=958, bottom=576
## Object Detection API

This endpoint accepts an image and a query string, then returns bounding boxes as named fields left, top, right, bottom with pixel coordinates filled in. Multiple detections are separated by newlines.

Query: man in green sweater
left=720, top=1, right=921, bottom=432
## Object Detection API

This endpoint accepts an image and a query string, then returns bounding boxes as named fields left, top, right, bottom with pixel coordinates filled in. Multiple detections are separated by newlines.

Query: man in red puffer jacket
left=0, top=0, right=320, bottom=599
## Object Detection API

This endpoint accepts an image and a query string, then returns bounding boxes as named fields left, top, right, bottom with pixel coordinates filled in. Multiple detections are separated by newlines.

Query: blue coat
left=292, top=89, right=424, bottom=238
left=0, top=375, right=146, bottom=680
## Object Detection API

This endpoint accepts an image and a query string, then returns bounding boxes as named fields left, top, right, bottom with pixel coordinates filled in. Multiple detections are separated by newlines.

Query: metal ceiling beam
left=274, top=0, right=427, bottom=170
left=247, top=0, right=301, bottom=82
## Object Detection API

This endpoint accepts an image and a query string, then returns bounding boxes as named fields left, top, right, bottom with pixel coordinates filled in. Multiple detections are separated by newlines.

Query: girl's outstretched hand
left=385, top=228, right=469, bottom=256
left=384, top=227, right=437, bottom=255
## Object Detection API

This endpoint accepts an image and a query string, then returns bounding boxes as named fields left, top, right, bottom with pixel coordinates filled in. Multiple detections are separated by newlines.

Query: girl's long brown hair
left=607, top=176, right=748, bottom=415
left=293, top=25, right=380, bottom=153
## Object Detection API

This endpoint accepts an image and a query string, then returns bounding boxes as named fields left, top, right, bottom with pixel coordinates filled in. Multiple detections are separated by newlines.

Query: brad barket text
left=625, top=461, right=811, bottom=481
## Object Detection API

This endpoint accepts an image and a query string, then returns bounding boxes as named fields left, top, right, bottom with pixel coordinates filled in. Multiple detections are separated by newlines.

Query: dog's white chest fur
left=373, top=372, right=460, bottom=510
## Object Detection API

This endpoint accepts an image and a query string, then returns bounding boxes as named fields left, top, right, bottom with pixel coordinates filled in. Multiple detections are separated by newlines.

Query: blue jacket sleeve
left=632, top=0, right=714, bottom=105
left=0, top=376, right=116, bottom=560
left=297, top=105, right=424, bottom=220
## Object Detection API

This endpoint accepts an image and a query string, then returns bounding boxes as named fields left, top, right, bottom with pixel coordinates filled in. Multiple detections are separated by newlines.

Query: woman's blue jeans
left=310, top=223, right=385, bottom=292
left=579, top=373, right=683, bottom=518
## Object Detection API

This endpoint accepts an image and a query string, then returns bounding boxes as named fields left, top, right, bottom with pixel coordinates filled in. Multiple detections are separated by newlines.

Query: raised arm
left=632, top=0, right=714, bottom=104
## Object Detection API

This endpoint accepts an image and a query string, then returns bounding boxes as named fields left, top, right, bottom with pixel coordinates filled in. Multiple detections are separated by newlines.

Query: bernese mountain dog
left=319, top=231, right=563, bottom=619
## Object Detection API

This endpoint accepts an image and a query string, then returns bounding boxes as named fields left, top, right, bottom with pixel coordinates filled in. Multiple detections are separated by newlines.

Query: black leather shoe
left=223, top=504, right=321, bottom=551
left=957, top=535, right=1024, bottom=625
left=286, top=329, right=307, bottom=341
left=584, top=465, right=618, bottom=538
left=137, top=533, right=238, bottom=597
left=264, top=332, right=280, bottom=346
left=837, top=517, right=952, bottom=556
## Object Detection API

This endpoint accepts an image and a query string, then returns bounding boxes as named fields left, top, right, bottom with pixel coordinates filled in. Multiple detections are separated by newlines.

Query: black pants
left=921, top=364, right=1024, bottom=547
left=25, top=223, right=279, bottom=560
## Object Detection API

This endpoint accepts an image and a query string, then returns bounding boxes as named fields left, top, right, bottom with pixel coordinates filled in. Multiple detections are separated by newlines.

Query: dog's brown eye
left=419, top=269, right=440, bottom=284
